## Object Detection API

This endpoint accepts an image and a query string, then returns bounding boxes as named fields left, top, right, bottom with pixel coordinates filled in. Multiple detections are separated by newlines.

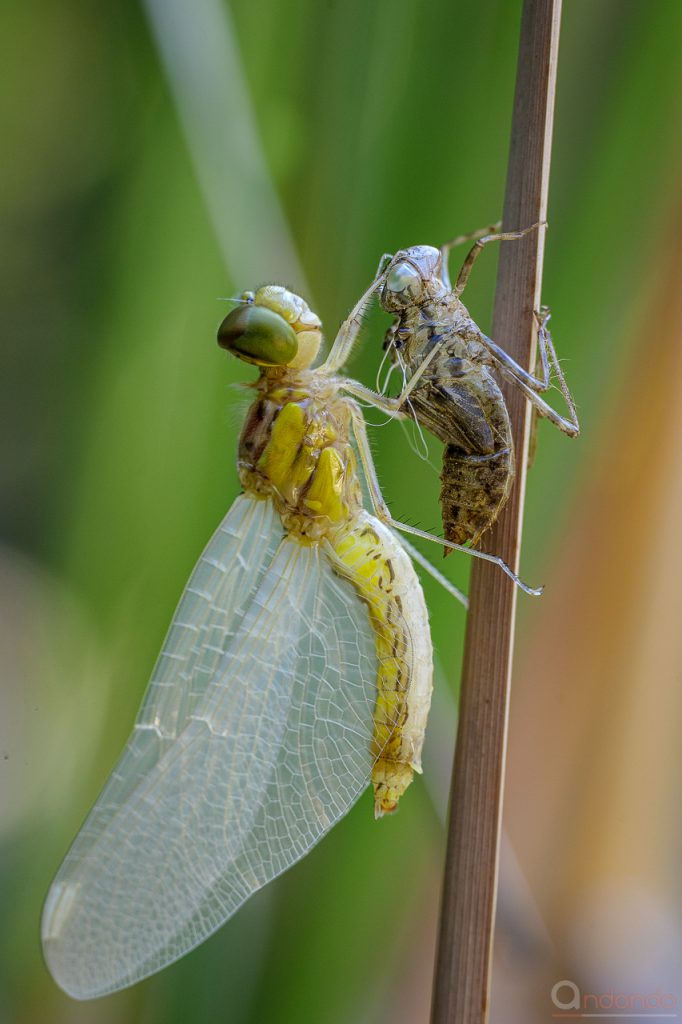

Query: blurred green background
left=2, top=1, right=682, bottom=1022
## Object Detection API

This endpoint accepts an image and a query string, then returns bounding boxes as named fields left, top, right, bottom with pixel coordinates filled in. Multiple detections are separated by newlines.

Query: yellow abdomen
left=240, top=383, right=433, bottom=815
left=329, top=514, right=433, bottom=817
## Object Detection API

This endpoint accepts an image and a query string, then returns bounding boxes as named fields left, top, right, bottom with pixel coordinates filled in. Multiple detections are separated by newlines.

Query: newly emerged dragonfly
left=42, top=281, right=537, bottom=1000
left=340, top=224, right=580, bottom=550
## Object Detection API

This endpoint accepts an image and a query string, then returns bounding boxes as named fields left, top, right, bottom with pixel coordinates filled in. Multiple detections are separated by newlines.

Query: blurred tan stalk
left=500, top=202, right=682, bottom=1016
left=380, top=202, right=682, bottom=1024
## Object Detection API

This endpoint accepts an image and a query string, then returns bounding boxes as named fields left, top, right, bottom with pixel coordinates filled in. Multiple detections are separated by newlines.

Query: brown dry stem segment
left=431, top=2, right=564, bottom=1021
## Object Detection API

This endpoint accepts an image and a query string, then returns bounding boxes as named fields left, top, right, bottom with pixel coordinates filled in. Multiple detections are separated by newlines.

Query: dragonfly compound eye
left=217, top=304, right=299, bottom=366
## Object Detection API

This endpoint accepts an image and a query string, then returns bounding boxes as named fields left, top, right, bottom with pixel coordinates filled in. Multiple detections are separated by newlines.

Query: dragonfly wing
left=140, top=492, right=283, bottom=740
left=42, top=504, right=382, bottom=999
left=47, top=494, right=283, bottom=870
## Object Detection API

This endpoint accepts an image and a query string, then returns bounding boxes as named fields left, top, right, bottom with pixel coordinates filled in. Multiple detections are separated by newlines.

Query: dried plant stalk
left=430, top=2, right=563, bottom=1022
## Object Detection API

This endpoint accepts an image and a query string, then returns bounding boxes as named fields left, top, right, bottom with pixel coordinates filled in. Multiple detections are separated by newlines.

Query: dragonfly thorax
left=238, top=374, right=362, bottom=542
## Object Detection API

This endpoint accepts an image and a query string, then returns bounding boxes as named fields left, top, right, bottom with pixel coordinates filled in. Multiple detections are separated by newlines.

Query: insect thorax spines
left=328, top=514, right=433, bottom=817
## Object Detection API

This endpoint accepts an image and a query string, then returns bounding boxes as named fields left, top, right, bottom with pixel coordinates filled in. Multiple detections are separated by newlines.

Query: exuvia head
left=380, top=245, right=446, bottom=313
left=217, top=286, right=322, bottom=369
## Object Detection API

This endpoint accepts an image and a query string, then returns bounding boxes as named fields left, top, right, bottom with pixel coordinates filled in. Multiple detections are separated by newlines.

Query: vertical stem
left=430, top=2, right=562, bottom=1022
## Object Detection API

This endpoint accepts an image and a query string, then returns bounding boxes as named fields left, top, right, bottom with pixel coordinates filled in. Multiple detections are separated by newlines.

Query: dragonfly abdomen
left=329, top=513, right=433, bottom=817
left=440, top=442, right=514, bottom=547
left=239, top=373, right=432, bottom=816
left=404, top=346, right=515, bottom=550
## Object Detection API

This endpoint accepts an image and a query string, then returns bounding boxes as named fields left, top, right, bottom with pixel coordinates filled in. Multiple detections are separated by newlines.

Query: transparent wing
left=48, top=493, right=283, bottom=870
left=42, top=499, right=386, bottom=1000
left=139, top=492, right=283, bottom=741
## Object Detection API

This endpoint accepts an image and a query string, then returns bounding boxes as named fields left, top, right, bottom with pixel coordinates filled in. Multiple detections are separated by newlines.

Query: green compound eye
left=387, top=261, right=421, bottom=294
left=217, top=304, right=299, bottom=366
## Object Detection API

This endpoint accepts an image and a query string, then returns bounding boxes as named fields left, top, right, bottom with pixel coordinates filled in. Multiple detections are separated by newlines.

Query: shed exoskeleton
left=334, top=224, right=580, bottom=553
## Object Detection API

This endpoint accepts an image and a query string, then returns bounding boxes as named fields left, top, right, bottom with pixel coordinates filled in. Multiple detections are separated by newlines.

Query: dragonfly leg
left=439, top=222, right=500, bottom=291
left=477, top=309, right=580, bottom=437
left=453, top=221, right=545, bottom=298
left=391, top=530, right=469, bottom=610
left=349, top=403, right=542, bottom=596
left=341, top=377, right=405, bottom=416
left=321, top=253, right=393, bottom=373
left=348, top=327, right=450, bottom=411
left=342, top=331, right=445, bottom=416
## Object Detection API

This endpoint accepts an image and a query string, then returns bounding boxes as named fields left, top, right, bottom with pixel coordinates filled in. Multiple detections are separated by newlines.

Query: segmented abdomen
left=441, top=440, right=513, bottom=548
left=327, top=513, right=432, bottom=817
left=240, top=383, right=433, bottom=816
left=408, top=368, right=514, bottom=550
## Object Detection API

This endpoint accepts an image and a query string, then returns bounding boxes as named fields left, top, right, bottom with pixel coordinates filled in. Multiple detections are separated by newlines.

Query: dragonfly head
left=380, top=246, right=446, bottom=312
left=218, top=286, right=322, bottom=369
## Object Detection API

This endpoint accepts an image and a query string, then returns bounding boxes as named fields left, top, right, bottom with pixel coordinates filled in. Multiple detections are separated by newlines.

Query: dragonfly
left=41, top=280, right=538, bottom=1001
left=338, top=224, right=580, bottom=551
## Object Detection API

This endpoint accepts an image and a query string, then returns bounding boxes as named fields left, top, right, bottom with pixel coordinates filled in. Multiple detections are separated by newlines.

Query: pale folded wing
left=42, top=493, right=396, bottom=999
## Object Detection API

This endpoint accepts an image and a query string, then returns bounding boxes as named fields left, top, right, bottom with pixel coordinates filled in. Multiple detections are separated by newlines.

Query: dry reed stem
left=430, top=2, right=563, bottom=1021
